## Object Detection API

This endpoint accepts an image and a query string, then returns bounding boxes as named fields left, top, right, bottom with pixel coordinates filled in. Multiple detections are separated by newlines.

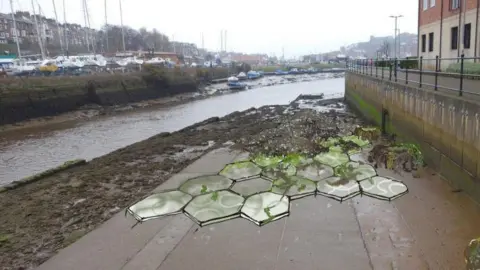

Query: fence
left=346, top=55, right=480, bottom=97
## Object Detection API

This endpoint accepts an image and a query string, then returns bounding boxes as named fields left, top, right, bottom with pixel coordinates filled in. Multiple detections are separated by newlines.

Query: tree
left=380, top=41, right=390, bottom=58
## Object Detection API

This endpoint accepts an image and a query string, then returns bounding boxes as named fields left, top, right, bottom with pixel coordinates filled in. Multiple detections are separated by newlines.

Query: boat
left=5, top=59, right=37, bottom=76
left=144, top=57, right=165, bottom=65
left=247, top=70, right=261, bottom=80
left=227, top=76, right=247, bottom=90
left=237, top=72, right=247, bottom=80
left=275, top=69, right=289, bottom=75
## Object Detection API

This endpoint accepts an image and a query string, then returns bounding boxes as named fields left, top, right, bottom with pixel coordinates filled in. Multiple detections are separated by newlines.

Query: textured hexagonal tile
left=252, top=155, right=283, bottom=167
left=359, top=176, right=408, bottom=201
left=230, top=176, right=272, bottom=196
left=184, top=190, right=244, bottom=226
left=220, top=161, right=262, bottom=180
left=127, top=190, right=193, bottom=221
left=314, top=151, right=349, bottom=168
left=270, top=176, right=316, bottom=200
left=261, top=163, right=296, bottom=181
left=241, top=192, right=290, bottom=226
left=335, top=162, right=377, bottom=182
left=465, top=238, right=480, bottom=270
left=317, top=177, right=360, bottom=202
left=296, top=163, right=334, bottom=181
left=179, top=175, right=233, bottom=196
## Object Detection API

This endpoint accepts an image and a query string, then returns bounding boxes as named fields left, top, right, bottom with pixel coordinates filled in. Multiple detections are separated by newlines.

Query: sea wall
left=345, top=72, right=480, bottom=202
left=0, top=73, right=198, bottom=125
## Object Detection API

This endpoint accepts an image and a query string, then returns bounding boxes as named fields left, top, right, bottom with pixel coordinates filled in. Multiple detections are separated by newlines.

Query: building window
left=429, top=32, right=434, bottom=52
left=451, top=26, right=458, bottom=50
left=421, top=34, right=426, bottom=52
left=464, top=23, right=471, bottom=49
left=423, top=0, right=428, bottom=10
left=451, top=0, right=460, bottom=9
left=431, top=0, right=435, bottom=7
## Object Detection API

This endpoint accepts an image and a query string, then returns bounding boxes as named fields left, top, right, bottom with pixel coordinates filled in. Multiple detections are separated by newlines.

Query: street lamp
left=389, top=15, right=403, bottom=59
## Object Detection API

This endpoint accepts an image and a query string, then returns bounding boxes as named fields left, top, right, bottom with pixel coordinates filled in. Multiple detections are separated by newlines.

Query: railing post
left=394, top=58, right=398, bottom=82
left=434, top=55, right=439, bottom=91
left=460, top=54, right=464, bottom=96
left=389, top=61, right=392, bottom=81
left=370, top=58, right=373, bottom=76
left=363, top=59, right=366, bottom=74
left=375, top=59, right=378, bottom=77
left=419, top=56, right=423, bottom=88
left=406, top=63, right=409, bottom=84
left=382, top=61, right=384, bottom=79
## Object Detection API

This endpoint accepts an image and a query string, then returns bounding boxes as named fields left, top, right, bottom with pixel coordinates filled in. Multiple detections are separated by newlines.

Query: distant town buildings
left=418, top=0, right=479, bottom=62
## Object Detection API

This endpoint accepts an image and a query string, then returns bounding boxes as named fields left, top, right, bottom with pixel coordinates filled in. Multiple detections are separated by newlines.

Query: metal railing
left=345, top=55, right=480, bottom=97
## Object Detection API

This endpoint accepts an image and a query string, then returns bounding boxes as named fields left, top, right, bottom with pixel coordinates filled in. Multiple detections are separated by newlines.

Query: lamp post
left=389, top=15, right=403, bottom=59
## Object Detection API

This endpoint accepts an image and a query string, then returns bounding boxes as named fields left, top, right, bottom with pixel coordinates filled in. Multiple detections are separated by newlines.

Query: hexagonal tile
left=465, top=238, right=480, bottom=270
left=270, top=176, right=316, bottom=200
left=230, top=176, right=272, bottom=196
left=261, top=163, right=296, bottom=181
left=335, top=162, right=377, bottom=182
left=296, top=163, right=334, bottom=181
left=317, top=177, right=360, bottom=202
left=359, top=176, right=408, bottom=201
left=179, top=175, right=233, bottom=196
left=184, top=190, right=244, bottom=226
left=241, top=192, right=290, bottom=226
left=314, top=151, right=349, bottom=168
left=252, top=155, right=283, bottom=167
left=127, top=190, right=192, bottom=221
left=220, top=161, right=262, bottom=180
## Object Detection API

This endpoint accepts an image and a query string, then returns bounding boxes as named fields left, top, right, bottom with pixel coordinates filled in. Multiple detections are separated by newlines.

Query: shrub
left=446, top=62, right=480, bottom=75
left=399, top=57, right=418, bottom=69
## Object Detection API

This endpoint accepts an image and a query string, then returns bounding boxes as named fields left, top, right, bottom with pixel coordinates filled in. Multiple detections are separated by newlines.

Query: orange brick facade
left=420, top=0, right=477, bottom=26
left=418, top=0, right=480, bottom=64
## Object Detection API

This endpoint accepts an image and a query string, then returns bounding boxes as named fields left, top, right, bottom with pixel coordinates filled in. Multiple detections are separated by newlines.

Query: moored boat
left=227, top=76, right=247, bottom=90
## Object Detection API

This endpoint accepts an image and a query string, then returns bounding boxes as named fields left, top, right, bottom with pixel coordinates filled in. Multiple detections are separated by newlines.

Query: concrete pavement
left=36, top=147, right=480, bottom=270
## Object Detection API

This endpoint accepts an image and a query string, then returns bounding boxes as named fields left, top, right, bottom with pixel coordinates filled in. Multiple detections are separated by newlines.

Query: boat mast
left=62, top=0, right=68, bottom=56
left=119, top=0, right=125, bottom=52
left=82, top=0, right=90, bottom=51
left=84, top=0, right=96, bottom=55
left=31, top=0, right=46, bottom=59
left=104, top=0, right=108, bottom=53
left=51, top=0, right=64, bottom=55
left=9, top=0, right=21, bottom=58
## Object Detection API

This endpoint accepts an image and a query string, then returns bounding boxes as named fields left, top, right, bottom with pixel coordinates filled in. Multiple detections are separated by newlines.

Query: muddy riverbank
left=0, top=72, right=341, bottom=134
left=0, top=74, right=344, bottom=186
left=0, top=95, right=357, bottom=269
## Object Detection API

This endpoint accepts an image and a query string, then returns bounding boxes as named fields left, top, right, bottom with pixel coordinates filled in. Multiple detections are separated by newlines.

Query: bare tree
left=380, top=41, right=390, bottom=58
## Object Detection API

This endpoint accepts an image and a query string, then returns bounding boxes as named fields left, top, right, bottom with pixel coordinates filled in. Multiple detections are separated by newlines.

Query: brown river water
left=0, top=77, right=345, bottom=185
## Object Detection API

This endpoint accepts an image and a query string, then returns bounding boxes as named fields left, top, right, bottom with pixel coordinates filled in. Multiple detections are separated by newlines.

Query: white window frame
left=451, top=0, right=460, bottom=9
left=423, top=0, right=429, bottom=10
left=430, top=0, right=435, bottom=7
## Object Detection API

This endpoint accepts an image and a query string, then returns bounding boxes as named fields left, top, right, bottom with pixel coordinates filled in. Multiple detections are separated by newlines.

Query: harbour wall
left=345, top=72, right=480, bottom=202
left=0, top=74, right=198, bottom=126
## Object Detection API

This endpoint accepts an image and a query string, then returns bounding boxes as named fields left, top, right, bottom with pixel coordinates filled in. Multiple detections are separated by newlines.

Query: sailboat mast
left=9, top=0, right=21, bottom=58
left=31, top=0, right=46, bottom=59
left=119, top=0, right=125, bottom=52
left=104, top=0, right=108, bottom=52
left=82, top=0, right=90, bottom=51
left=84, top=0, right=95, bottom=55
left=51, top=0, right=64, bottom=54
left=62, top=0, right=68, bottom=55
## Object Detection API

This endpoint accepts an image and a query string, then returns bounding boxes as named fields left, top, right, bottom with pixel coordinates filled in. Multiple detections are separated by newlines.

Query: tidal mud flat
left=0, top=72, right=342, bottom=135
left=0, top=94, right=359, bottom=269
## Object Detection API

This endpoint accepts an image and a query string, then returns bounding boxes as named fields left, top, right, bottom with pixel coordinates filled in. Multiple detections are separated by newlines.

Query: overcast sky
left=2, top=0, right=418, bottom=57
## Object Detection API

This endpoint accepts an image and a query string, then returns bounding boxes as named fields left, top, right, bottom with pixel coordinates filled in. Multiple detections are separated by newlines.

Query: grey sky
left=3, top=0, right=418, bottom=57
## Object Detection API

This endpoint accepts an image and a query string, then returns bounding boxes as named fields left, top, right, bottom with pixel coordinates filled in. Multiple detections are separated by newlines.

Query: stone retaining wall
left=345, top=72, right=480, bottom=202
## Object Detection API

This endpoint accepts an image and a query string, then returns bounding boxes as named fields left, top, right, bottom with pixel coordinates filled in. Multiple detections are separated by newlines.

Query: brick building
left=419, top=0, right=480, bottom=65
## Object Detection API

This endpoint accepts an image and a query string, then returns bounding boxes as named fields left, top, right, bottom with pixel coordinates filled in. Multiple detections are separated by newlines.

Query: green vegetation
left=446, top=62, right=480, bottom=75
left=399, top=57, right=418, bottom=69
